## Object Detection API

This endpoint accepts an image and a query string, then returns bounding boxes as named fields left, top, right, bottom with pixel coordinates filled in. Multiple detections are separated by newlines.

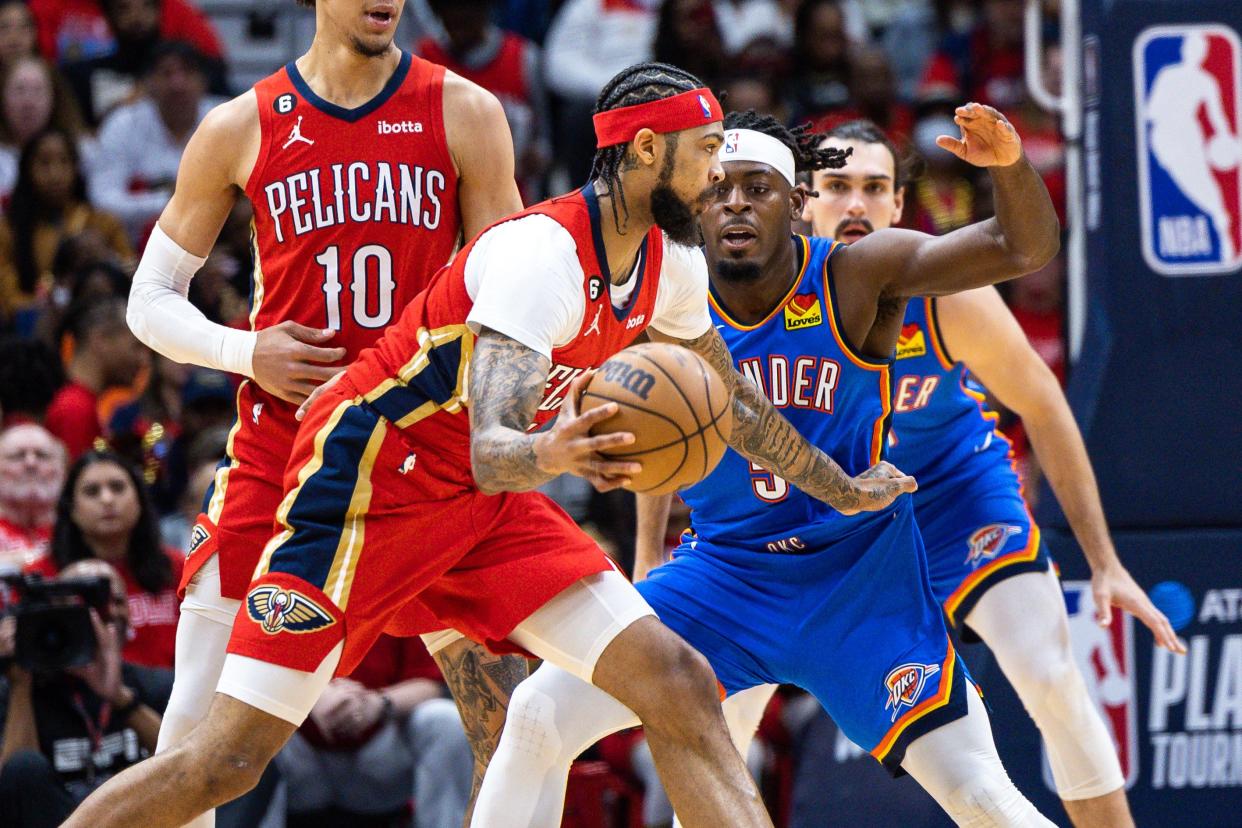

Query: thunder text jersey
left=886, top=298, right=1020, bottom=495
left=345, top=185, right=665, bottom=471
left=679, top=235, right=895, bottom=552
left=245, top=51, right=460, bottom=366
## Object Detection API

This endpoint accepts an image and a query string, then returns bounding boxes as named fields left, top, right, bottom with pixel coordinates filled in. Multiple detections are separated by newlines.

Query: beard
left=350, top=34, right=393, bottom=58
left=650, top=184, right=701, bottom=247
left=713, top=259, right=763, bottom=283
left=0, top=474, right=61, bottom=514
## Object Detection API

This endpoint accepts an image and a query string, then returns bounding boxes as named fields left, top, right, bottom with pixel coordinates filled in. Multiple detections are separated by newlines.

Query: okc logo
left=246, top=585, right=336, bottom=635
left=884, top=662, right=940, bottom=722
left=1134, top=25, right=1242, bottom=274
left=1045, top=582, right=1138, bottom=790
left=964, top=523, right=1022, bottom=567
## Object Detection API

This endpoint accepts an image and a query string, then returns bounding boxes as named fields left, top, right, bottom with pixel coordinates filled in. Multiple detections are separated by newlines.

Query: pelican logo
left=884, top=662, right=941, bottom=722
left=187, top=523, right=211, bottom=556
left=399, top=452, right=417, bottom=474
left=252, top=403, right=263, bottom=424
left=246, top=585, right=336, bottom=635
left=965, top=523, right=1022, bottom=567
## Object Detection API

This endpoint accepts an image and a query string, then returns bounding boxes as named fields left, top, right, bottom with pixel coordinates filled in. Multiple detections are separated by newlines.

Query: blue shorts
left=915, top=473, right=1052, bottom=638
left=637, top=499, right=973, bottom=773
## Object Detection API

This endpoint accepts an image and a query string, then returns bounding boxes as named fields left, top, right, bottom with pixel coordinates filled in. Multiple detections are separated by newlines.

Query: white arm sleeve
left=127, top=224, right=257, bottom=377
left=649, top=241, right=712, bottom=340
left=465, top=215, right=586, bottom=360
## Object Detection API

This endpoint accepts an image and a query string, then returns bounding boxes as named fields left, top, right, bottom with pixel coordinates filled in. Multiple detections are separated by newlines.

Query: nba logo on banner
left=1134, top=25, right=1242, bottom=275
left=1044, top=582, right=1139, bottom=792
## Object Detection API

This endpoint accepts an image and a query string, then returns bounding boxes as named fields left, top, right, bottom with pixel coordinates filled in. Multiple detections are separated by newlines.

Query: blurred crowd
left=0, top=0, right=1070, bottom=825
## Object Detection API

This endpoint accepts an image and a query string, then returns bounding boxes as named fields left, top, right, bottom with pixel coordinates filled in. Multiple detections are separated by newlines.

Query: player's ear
left=630, top=129, right=659, bottom=168
left=791, top=182, right=811, bottom=219
left=892, top=185, right=906, bottom=225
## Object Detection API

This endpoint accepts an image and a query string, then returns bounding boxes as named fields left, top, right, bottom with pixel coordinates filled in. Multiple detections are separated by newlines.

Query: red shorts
left=226, top=378, right=613, bottom=677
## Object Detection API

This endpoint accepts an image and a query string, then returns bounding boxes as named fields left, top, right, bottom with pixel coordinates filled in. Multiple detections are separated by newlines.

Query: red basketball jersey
left=245, top=51, right=460, bottom=365
left=346, top=186, right=663, bottom=473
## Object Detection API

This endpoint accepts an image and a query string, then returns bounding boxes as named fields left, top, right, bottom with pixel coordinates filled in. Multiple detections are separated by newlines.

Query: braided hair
left=590, top=62, right=706, bottom=232
left=722, top=109, right=850, bottom=174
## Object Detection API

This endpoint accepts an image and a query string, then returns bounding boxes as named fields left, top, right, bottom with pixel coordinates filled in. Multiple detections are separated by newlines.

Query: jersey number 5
left=749, top=461, right=789, bottom=502
left=316, top=244, right=395, bottom=330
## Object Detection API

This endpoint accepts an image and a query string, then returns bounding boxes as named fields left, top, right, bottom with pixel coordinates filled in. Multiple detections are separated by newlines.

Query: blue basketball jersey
left=886, top=297, right=1018, bottom=494
left=680, top=235, right=895, bottom=551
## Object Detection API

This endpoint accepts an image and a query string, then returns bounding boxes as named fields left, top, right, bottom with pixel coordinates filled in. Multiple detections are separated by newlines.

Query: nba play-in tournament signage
left=1133, top=24, right=1242, bottom=275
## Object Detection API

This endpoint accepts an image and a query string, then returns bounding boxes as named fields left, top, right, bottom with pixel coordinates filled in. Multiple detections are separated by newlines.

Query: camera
left=1, top=573, right=113, bottom=672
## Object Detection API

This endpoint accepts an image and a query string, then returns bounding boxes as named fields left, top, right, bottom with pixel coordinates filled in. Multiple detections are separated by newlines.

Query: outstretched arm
left=937, top=288, right=1183, bottom=653
left=837, top=103, right=1060, bottom=298
left=650, top=326, right=915, bottom=514
left=467, top=328, right=640, bottom=495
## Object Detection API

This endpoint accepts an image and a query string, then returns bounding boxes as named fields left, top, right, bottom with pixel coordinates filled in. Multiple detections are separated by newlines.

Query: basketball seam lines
left=629, top=348, right=712, bottom=486
left=580, top=389, right=690, bottom=493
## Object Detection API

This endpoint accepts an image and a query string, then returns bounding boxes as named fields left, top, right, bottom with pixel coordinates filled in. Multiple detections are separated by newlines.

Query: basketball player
left=798, top=120, right=1183, bottom=827
left=67, top=63, right=914, bottom=828
left=122, top=0, right=529, bottom=823
left=469, top=107, right=1066, bottom=828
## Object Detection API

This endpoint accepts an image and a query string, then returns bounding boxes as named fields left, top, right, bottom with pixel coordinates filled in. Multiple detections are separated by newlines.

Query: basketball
left=580, top=343, right=733, bottom=495
left=1207, top=134, right=1240, bottom=170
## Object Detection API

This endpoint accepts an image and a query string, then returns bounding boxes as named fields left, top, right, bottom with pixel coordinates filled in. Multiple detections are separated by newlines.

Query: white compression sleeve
left=470, top=664, right=640, bottom=828
left=127, top=224, right=256, bottom=376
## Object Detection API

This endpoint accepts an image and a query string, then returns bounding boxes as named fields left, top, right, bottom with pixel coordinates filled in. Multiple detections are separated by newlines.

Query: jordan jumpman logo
left=584, top=304, right=603, bottom=337
left=283, top=115, right=314, bottom=149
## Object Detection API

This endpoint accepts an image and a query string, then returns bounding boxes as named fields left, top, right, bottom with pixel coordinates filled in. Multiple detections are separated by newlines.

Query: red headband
left=593, top=88, right=724, bottom=148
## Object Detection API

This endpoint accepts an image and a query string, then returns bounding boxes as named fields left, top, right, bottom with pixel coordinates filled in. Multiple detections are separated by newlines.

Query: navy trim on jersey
left=926, top=297, right=954, bottom=364
left=286, top=50, right=413, bottom=123
left=823, top=245, right=891, bottom=369
left=581, top=184, right=649, bottom=321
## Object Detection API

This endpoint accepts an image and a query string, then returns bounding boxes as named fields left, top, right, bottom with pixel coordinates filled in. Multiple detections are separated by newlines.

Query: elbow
left=469, top=444, right=503, bottom=496
left=1010, top=231, right=1061, bottom=276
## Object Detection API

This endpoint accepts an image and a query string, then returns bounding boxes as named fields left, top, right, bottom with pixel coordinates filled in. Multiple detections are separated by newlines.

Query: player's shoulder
left=441, top=69, right=508, bottom=131
left=476, top=213, right=577, bottom=259
left=196, top=89, right=261, bottom=145
left=658, top=239, right=708, bottom=285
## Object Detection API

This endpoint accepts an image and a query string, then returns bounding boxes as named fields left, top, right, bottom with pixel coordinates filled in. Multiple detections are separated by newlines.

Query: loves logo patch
left=246, top=585, right=336, bottom=635
left=783, top=292, right=823, bottom=330
left=884, top=662, right=941, bottom=722
left=896, top=323, right=927, bottom=358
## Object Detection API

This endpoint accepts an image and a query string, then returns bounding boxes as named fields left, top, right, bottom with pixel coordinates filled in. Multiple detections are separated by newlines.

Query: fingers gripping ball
left=581, top=343, right=733, bottom=495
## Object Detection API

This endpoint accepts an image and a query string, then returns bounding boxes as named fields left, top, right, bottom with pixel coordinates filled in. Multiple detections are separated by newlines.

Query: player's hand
left=67, top=610, right=124, bottom=703
left=534, top=370, right=641, bottom=492
left=295, top=370, right=345, bottom=422
left=935, top=103, right=1023, bottom=168
left=835, top=461, right=917, bottom=516
left=1091, top=564, right=1186, bottom=654
left=253, top=321, right=347, bottom=405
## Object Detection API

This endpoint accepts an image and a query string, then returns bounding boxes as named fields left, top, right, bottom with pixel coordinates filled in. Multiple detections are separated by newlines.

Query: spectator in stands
left=0, top=424, right=65, bottom=571
left=0, top=558, right=168, bottom=828
left=922, top=0, right=1027, bottom=111
left=419, top=0, right=551, bottom=199
left=542, top=0, right=656, bottom=182
left=28, top=450, right=180, bottom=669
left=30, top=0, right=223, bottom=67
left=844, top=46, right=911, bottom=137
left=276, top=634, right=475, bottom=828
left=712, top=0, right=793, bottom=56
left=903, top=94, right=982, bottom=234
left=0, top=55, right=88, bottom=202
left=787, top=0, right=852, bottom=123
left=0, top=1, right=38, bottom=67
left=652, top=0, right=726, bottom=88
left=0, top=337, right=64, bottom=427
left=44, top=298, right=146, bottom=459
left=0, top=128, right=131, bottom=325
left=718, top=74, right=784, bottom=121
left=62, top=0, right=228, bottom=126
left=89, top=40, right=217, bottom=243
left=158, top=429, right=224, bottom=553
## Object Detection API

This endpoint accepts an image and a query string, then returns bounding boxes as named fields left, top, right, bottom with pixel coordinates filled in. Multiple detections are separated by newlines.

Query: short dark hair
left=821, top=119, right=918, bottom=192
left=589, top=62, right=707, bottom=232
left=144, top=39, right=208, bottom=78
left=722, top=109, right=849, bottom=174
left=0, top=336, right=64, bottom=420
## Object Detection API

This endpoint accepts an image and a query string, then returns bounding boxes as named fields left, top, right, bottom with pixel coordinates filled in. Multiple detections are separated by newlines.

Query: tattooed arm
left=432, top=639, right=530, bottom=825
left=650, top=326, right=916, bottom=514
left=468, top=328, right=642, bottom=495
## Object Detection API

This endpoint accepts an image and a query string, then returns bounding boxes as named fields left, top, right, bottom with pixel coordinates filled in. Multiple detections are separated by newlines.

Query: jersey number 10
left=315, top=243, right=396, bottom=329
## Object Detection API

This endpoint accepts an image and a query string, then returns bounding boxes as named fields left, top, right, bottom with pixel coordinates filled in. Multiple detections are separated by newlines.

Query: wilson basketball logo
left=597, top=361, right=656, bottom=401
left=884, top=662, right=941, bottom=722
left=964, top=523, right=1022, bottom=567
left=1134, top=25, right=1242, bottom=275
left=896, top=323, right=927, bottom=359
left=246, top=585, right=336, bottom=635
left=783, top=292, right=823, bottom=330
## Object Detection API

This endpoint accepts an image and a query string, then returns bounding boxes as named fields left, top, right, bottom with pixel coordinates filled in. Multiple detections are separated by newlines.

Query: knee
left=1012, top=655, right=1089, bottom=725
left=631, top=637, right=719, bottom=725
left=409, top=698, right=469, bottom=754
left=174, top=733, right=273, bottom=805
left=500, top=679, right=567, bottom=766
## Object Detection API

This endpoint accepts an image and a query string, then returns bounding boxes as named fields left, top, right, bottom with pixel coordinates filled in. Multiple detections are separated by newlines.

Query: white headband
left=721, top=128, right=796, bottom=186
